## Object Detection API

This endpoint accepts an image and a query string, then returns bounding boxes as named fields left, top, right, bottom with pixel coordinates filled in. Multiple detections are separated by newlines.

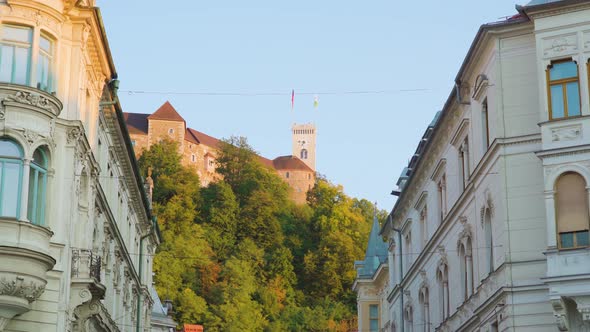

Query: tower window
left=191, top=154, right=196, bottom=163
left=286, top=172, right=290, bottom=178
left=168, top=128, right=174, bottom=134
left=300, top=149, right=308, bottom=159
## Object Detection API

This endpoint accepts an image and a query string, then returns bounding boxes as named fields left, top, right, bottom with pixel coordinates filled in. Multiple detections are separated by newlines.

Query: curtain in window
left=556, top=172, right=589, bottom=248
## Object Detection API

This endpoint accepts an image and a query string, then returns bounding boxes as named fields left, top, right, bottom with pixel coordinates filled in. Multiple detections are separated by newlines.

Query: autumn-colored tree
left=139, top=137, right=380, bottom=331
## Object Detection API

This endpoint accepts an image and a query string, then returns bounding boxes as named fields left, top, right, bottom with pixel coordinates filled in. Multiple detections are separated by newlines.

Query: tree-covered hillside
left=138, top=137, right=385, bottom=331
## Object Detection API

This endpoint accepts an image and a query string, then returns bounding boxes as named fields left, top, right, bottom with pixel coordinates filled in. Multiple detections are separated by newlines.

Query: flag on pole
left=313, top=95, right=319, bottom=109
left=291, top=89, right=295, bottom=111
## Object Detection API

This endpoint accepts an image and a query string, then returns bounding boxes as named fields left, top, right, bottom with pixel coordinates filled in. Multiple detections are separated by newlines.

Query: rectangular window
left=482, top=98, right=489, bottom=149
left=547, top=60, right=581, bottom=120
left=37, top=34, right=53, bottom=91
left=369, top=304, right=379, bottom=332
left=0, top=25, right=32, bottom=85
left=560, top=231, right=589, bottom=249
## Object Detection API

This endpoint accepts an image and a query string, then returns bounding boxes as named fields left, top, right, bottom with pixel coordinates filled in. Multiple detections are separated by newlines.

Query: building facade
left=0, top=1, right=163, bottom=331
left=357, top=1, right=590, bottom=331
left=125, top=103, right=316, bottom=204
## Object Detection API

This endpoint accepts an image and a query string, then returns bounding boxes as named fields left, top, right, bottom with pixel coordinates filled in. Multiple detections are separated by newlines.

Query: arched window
left=300, top=149, right=308, bottom=159
left=437, top=263, right=449, bottom=322
left=28, top=147, right=47, bottom=225
left=555, top=172, right=590, bottom=249
left=459, top=238, right=474, bottom=302
left=484, top=210, right=494, bottom=274
left=419, top=287, right=430, bottom=332
left=0, top=138, right=23, bottom=218
left=404, top=305, right=413, bottom=332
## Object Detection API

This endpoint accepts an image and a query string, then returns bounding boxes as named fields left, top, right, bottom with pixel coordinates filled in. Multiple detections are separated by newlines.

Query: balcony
left=0, top=83, right=62, bottom=120
left=70, top=249, right=105, bottom=299
left=0, top=218, right=55, bottom=330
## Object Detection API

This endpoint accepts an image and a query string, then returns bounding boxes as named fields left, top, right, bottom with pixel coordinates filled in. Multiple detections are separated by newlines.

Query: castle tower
left=292, top=123, right=316, bottom=171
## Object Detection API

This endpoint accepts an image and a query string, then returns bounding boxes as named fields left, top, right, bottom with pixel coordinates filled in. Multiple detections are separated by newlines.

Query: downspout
left=98, top=79, right=119, bottom=107
left=393, top=228, right=404, bottom=332
left=136, top=216, right=156, bottom=332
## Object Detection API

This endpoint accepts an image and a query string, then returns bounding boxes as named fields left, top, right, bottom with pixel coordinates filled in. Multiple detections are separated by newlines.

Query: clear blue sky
left=98, top=0, right=527, bottom=210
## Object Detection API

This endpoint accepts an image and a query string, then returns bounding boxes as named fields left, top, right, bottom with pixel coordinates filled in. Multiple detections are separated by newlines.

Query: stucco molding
left=543, top=163, right=590, bottom=192
left=0, top=275, right=46, bottom=303
left=480, top=190, right=495, bottom=227
left=552, top=297, right=570, bottom=331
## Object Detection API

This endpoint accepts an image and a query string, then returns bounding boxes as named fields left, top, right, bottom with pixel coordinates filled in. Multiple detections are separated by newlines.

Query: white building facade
left=0, top=1, right=163, bottom=331
left=375, top=1, right=590, bottom=331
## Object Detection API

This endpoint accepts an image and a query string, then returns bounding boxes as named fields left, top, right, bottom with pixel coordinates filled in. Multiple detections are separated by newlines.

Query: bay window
left=0, top=25, right=32, bottom=85
left=37, top=34, right=53, bottom=91
left=547, top=60, right=580, bottom=120
left=0, top=138, right=49, bottom=225
left=27, top=148, right=47, bottom=225
left=0, top=24, right=55, bottom=92
left=0, top=138, right=23, bottom=218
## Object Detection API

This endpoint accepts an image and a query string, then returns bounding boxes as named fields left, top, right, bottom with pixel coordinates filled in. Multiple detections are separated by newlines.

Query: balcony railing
left=71, top=249, right=101, bottom=282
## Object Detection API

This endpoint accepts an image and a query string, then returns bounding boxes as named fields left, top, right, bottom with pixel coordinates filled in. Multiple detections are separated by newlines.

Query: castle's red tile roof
left=272, top=155, right=314, bottom=172
left=147, top=101, right=185, bottom=122
left=257, top=155, right=275, bottom=168
left=123, top=102, right=307, bottom=174
left=187, top=128, right=221, bottom=148
left=123, top=112, right=149, bottom=134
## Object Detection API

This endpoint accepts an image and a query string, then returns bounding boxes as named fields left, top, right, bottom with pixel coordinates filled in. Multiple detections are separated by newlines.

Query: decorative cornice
left=0, top=84, right=62, bottom=117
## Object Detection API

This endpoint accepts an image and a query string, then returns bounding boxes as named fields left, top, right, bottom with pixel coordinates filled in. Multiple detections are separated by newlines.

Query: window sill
left=538, top=114, right=590, bottom=126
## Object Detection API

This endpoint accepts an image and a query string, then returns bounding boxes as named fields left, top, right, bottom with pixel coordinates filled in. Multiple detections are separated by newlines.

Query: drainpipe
left=136, top=217, right=155, bottom=332
left=393, top=227, right=404, bottom=332
left=98, top=79, right=120, bottom=107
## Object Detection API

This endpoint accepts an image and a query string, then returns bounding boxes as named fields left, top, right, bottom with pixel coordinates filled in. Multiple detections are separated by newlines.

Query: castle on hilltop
left=124, top=101, right=316, bottom=204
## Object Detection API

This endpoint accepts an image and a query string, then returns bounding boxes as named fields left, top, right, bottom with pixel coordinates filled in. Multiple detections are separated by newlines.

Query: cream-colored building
left=357, top=0, right=590, bottom=331
left=0, top=1, right=165, bottom=331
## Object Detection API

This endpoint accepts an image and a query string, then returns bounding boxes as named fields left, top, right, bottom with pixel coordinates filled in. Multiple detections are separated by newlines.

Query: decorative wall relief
left=543, top=34, right=578, bottom=57
left=552, top=125, right=582, bottom=142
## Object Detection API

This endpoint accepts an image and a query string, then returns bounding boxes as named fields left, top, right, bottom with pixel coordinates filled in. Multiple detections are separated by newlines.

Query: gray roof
left=355, top=213, right=388, bottom=278
left=526, top=0, right=561, bottom=5
left=151, top=287, right=177, bottom=329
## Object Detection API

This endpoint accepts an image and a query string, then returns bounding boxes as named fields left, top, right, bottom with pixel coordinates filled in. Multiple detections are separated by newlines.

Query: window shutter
left=556, top=172, right=589, bottom=233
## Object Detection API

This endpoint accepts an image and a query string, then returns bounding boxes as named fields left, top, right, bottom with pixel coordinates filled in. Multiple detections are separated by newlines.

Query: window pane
left=369, top=305, right=378, bottom=318
left=550, top=61, right=578, bottom=81
left=566, top=82, right=580, bottom=116
left=32, top=148, right=47, bottom=168
left=3, top=26, right=32, bottom=43
left=37, top=55, right=50, bottom=91
left=0, top=45, right=14, bottom=82
left=577, top=231, right=589, bottom=247
left=39, top=36, right=51, bottom=53
left=2, top=162, right=20, bottom=217
left=370, top=319, right=379, bottom=331
left=551, top=85, right=565, bottom=118
left=35, top=171, right=46, bottom=225
left=0, top=139, right=22, bottom=157
left=561, top=232, right=574, bottom=248
left=27, top=169, right=36, bottom=222
left=13, top=46, right=30, bottom=85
